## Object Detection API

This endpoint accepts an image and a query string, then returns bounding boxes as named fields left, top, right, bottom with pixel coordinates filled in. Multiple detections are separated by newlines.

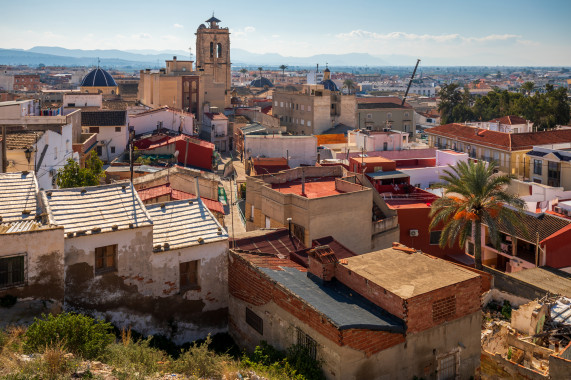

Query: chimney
left=287, top=217, right=293, bottom=238
left=194, top=177, right=201, bottom=202
left=307, top=245, right=337, bottom=282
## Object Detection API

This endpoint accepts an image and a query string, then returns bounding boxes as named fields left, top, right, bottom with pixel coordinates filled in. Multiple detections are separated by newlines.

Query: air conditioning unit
left=554, top=206, right=563, bottom=214
left=409, top=229, right=419, bottom=237
left=49, top=169, right=57, bottom=176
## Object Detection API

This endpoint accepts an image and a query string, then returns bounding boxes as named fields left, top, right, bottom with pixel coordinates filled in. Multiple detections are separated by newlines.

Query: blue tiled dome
left=320, top=79, right=339, bottom=92
left=250, top=77, right=273, bottom=88
left=80, top=68, right=117, bottom=87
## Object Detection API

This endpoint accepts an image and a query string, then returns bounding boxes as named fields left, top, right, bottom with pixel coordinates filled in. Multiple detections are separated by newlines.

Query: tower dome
left=250, top=77, right=274, bottom=88
left=80, top=68, right=117, bottom=87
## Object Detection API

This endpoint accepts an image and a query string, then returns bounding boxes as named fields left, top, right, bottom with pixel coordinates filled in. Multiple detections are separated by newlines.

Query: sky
left=1, top=0, right=570, bottom=66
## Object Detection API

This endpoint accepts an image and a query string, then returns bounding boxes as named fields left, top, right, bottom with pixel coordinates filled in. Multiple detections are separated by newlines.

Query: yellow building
left=80, top=67, right=119, bottom=95
left=138, top=16, right=231, bottom=122
left=426, top=123, right=571, bottom=179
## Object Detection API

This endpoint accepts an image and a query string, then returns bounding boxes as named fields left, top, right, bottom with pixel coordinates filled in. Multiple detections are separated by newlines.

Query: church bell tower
left=195, top=15, right=231, bottom=96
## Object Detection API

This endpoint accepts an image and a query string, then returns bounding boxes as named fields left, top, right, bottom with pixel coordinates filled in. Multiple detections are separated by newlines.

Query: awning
left=367, top=170, right=409, bottom=180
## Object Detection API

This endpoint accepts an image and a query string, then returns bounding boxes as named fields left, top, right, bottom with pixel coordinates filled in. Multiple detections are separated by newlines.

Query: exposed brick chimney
left=308, top=245, right=338, bottom=281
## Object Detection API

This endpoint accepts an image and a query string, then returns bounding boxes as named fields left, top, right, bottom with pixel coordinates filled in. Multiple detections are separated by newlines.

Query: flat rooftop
left=271, top=177, right=346, bottom=198
left=344, top=248, right=479, bottom=299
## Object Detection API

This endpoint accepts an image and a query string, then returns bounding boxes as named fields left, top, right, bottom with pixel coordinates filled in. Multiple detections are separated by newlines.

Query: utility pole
left=1, top=126, right=6, bottom=173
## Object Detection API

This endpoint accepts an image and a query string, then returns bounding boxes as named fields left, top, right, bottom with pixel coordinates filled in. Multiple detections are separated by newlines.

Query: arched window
left=217, top=43, right=222, bottom=58
left=210, top=42, right=214, bottom=58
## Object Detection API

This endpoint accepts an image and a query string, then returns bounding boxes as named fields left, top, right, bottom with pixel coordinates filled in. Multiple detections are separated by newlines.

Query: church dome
left=320, top=79, right=339, bottom=92
left=250, top=77, right=273, bottom=88
left=80, top=68, right=117, bottom=87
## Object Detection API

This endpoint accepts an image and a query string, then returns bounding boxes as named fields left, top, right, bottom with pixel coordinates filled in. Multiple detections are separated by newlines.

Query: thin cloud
left=173, top=24, right=184, bottom=29
left=336, top=30, right=520, bottom=43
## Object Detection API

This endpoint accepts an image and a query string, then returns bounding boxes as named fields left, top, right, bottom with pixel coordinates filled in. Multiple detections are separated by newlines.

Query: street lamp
left=24, top=146, right=33, bottom=164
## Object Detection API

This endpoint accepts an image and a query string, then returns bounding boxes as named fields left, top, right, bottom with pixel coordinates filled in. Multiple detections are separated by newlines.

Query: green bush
left=241, top=341, right=325, bottom=380
left=103, top=337, right=169, bottom=379
left=24, top=313, right=114, bottom=359
left=501, top=300, right=512, bottom=320
left=172, top=335, right=227, bottom=378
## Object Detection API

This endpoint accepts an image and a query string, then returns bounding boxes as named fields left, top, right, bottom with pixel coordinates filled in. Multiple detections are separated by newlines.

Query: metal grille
left=296, top=328, right=317, bottom=360
left=0, top=254, right=26, bottom=289
left=246, top=308, right=263, bottom=335
left=438, top=354, right=456, bottom=380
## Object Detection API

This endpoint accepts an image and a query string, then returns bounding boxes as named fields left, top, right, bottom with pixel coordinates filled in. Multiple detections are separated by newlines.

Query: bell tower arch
left=195, top=15, right=231, bottom=95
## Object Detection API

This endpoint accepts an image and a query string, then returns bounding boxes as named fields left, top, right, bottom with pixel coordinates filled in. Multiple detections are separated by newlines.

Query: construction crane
left=402, top=59, right=421, bottom=106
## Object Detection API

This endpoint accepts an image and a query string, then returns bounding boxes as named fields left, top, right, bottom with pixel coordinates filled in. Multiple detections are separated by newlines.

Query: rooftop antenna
left=97, top=57, right=100, bottom=69
left=188, top=46, right=192, bottom=61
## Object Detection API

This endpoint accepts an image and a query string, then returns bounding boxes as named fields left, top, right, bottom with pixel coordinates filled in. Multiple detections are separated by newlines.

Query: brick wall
left=229, top=251, right=405, bottom=355
left=334, top=261, right=482, bottom=334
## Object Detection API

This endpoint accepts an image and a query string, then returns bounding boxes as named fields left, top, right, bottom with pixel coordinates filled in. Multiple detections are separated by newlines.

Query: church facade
left=138, top=16, right=231, bottom=122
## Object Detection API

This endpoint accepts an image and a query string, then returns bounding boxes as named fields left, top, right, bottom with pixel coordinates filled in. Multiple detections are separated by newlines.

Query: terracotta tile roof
left=0, top=172, right=38, bottom=223
left=81, top=110, right=126, bottom=126
left=231, top=228, right=304, bottom=256
left=497, top=211, right=571, bottom=243
left=42, top=183, right=152, bottom=234
left=135, top=133, right=214, bottom=150
left=427, top=123, right=571, bottom=151
left=357, top=96, right=411, bottom=108
left=146, top=199, right=227, bottom=250
left=489, top=115, right=527, bottom=125
left=136, top=183, right=225, bottom=214
left=3, top=132, right=44, bottom=150
left=204, top=112, right=228, bottom=121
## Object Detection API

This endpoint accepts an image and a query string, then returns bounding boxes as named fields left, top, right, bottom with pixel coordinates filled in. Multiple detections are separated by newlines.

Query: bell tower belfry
left=195, top=14, right=231, bottom=96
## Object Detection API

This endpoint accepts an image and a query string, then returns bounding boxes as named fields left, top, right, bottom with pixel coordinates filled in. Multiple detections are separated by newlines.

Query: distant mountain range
left=0, top=46, right=432, bottom=68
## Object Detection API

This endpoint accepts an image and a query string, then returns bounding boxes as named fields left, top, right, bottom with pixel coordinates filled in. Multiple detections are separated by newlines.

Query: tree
left=521, top=81, right=535, bottom=96
left=56, top=150, right=104, bottom=188
left=258, top=67, right=263, bottom=78
left=279, top=64, right=288, bottom=86
left=343, top=79, right=355, bottom=95
left=429, top=160, right=525, bottom=270
left=438, top=83, right=473, bottom=124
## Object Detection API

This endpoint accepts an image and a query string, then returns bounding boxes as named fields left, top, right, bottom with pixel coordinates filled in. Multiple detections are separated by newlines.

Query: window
left=95, top=245, right=117, bottom=274
left=0, top=255, right=26, bottom=289
left=250, top=205, right=254, bottom=221
left=115, top=127, right=121, bottom=132
left=383, top=142, right=388, bottom=151
left=367, top=113, right=372, bottom=119
left=533, top=159, right=542, bottom=175
left=387, top=112, right=392, bottom=120
left=296, top=328, right=317, bottom=360
left=89, top=127, right=100, bottom=133
left=307, top=121, right=311, bottom=127
left=96, top=146, right=103, bottom=156
left=246, top=308, right=263, bottom=335
left=180, top=260, right=199, bottom=291
left=301, top=119, right=304, bottom=125
left=265, top=216, right=271, bottom=229
left=280, top=102, right=283, bottom=107
left=404, top=112, right=409, bottom=118
left=548, top=161, right=561, bottom=187
left=438, top=354, right=457, bottom=380
left=110, top=146, right=116, bottom=154
left=274, top=101, right=278, bottom=106
left=429, top=231, right=441, bottom=245
left=301, top=105, right=304, bottom=111
left=307, top=105, right=311, bottom=112
left=292, top=223, right=305, bottom=242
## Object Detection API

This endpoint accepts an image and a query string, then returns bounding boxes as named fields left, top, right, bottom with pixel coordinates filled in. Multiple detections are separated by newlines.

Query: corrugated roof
left=146, top=199, right=227, bottom=250
left=137, top=184, right=225, bottom=214
left=0, top=220, right=43, bottom=234
left=0, top=172, right=38, bottom=223
left=42, top=183, right=152, bottom=234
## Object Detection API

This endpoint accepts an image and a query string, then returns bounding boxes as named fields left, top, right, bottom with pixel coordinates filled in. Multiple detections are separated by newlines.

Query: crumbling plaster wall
left=63, top=228, right=228, bottom=343
left=0, top=227, right=65, bottom=301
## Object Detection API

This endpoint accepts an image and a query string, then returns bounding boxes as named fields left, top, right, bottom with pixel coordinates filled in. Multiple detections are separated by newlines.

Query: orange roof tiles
left=427, top=123, right=571, bottom=151
left=489, top=115, right=528, bottom=125
left=271, top=177, right=345, bottom=198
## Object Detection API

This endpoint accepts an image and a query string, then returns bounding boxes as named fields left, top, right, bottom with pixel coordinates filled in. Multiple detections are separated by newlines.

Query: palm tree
left=279, top=64, right=288, bottom=86
left=343, top=79, right=355, bottom=95
left=258, top=67, right=263, bottom=79
left=521, top=81, right=535, bottom=97
left=429, top=160, right=525, bottom=270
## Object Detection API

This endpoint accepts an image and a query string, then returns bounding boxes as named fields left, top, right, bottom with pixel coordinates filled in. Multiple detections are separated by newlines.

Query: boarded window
left=115, top=127, right=121, bottom=132
left=180, top=260, right=199, bottom=291
left=296, top=328, right=317, bottom=360
left=432, top=295, right=456, bottom=322
left=95, top=245, right=117, bottom=274
left=293, top=223, right=305, bottom=242
left=0, top=255, right=26, bottom=288
left=89, top=127, right=99, bottom=133
left=246, top=308, right=263, bottom=335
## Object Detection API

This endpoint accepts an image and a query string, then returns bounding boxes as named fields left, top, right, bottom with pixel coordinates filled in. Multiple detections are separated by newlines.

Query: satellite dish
left=174, top=150, right=180, bottom=158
